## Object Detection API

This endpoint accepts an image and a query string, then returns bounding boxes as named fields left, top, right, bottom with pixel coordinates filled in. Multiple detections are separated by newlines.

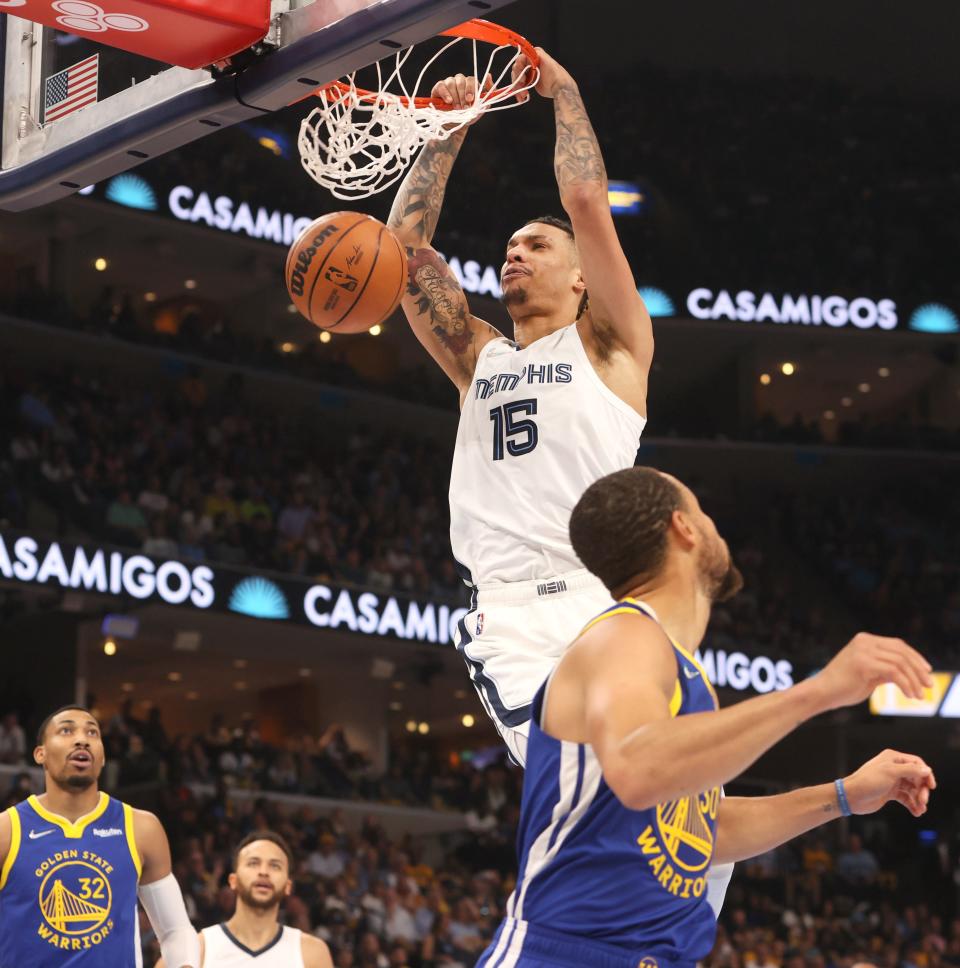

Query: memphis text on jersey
left=473, top=363, right=573, bottom=400
left=32, top=846, right=118, bottom=951
left=637, top=786, right=721, bottom=901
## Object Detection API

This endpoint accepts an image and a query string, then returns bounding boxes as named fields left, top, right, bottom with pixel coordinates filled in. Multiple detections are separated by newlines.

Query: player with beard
left=158, top=832, right=331, bottom=967
left=0, top=705, right=198, bottom=967
left=477, top=466, right=936, bottom=968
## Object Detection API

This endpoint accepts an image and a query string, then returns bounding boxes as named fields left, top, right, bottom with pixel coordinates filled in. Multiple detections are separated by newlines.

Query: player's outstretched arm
left=387, top=81, right=502, bottom=395
left=519, top=49, right=653, bottom=376
left=713, top=750, right=936, bottom=865
left=135, top=809, right=201, bottom=968
left=577, top=619, right=932, bottom=811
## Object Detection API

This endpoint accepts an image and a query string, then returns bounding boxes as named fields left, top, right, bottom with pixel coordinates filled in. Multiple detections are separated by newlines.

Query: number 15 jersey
left=449, top=323, right=647, bottom=585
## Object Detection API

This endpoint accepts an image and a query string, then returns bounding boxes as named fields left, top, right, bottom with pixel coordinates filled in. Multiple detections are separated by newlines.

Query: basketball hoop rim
left=316, top=18, right=539, bottom=110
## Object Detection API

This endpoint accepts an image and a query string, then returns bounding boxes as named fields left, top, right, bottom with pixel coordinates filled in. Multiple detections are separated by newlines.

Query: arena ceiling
left=502, top=0, right=960, bottom=96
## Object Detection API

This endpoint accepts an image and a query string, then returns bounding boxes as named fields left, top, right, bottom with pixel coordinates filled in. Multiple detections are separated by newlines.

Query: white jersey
left=201, top=924, right=305, bottom=967
left=450, top=323, right=647, bottom=584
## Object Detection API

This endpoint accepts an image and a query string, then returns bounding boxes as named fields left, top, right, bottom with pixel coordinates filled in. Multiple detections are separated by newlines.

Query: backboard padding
left=0, top=0, right=516, bottom=210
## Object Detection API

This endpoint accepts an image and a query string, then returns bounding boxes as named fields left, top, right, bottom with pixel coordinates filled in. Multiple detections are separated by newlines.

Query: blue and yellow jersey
left=0, top=793, right=142, bottom=967
left=482, top=598, right=719, bottom=966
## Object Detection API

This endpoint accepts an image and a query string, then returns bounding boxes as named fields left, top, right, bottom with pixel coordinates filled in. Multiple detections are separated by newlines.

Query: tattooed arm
left=387, top=95, right=502, bottom=397
left=520, top=49, right=653, bottom=377
left=388, top=127, right=467, bottom=249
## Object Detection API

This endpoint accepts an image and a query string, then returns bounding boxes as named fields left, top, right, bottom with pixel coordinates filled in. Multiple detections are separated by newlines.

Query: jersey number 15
left=489, top=399, right=539, bottom=460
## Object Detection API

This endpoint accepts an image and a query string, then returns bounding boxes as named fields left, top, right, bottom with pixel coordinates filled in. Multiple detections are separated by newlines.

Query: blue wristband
left=835, top=778, right=852, bottom=817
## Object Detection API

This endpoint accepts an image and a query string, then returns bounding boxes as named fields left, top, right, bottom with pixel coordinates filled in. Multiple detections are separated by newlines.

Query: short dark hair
left=524, top=214, right=575, bottom=238
left=36, top=705, right=96, bottom=747
left=522, top=215, right=588, bottom=320
left=232, top=830, right=294, bottom=873
left=569, top=467, right=684, bottom=594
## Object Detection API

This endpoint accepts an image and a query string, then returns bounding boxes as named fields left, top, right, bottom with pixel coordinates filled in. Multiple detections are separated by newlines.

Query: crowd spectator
left=0, top=712, right=26, bottom=765
left=0, top=363, right=465, bottom=603
left=835, top=834, right=881, bottom=887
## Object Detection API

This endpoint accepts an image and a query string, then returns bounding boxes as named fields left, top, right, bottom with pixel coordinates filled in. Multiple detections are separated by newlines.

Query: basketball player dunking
left=157, top=831, right=332, bottom=968
left=0, top=705, right=199, bottom=968
left=387, top=49, right=735, bottom=912
left=477, top=466, right=936, bottom=968
left=388, top=51, right=649, bottom=759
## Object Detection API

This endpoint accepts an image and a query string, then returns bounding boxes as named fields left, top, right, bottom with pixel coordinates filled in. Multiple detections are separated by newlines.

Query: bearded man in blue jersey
left=479, top=467, right=937, bottom=968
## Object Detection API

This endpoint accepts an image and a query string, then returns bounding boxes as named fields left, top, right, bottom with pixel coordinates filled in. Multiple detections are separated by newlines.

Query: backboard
left=0, top=0, right=516, bottom=211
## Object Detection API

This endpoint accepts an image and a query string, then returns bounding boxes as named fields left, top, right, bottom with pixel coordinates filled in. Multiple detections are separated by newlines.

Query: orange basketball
left=285, top=212, right=407, bottom=333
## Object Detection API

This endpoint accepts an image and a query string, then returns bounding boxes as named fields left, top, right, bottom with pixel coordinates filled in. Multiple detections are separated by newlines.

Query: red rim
left=315, top=19, right=539, bottom=110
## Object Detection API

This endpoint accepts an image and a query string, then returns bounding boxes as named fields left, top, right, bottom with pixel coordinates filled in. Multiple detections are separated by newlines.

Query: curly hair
left=569, top=467, right=684, bottom=594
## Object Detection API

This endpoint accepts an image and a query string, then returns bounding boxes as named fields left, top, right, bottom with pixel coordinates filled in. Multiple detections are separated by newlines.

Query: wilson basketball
left=285, top=212, right=407, bottom=333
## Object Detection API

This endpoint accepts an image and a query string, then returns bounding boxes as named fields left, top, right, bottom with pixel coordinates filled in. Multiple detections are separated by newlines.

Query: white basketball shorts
left=452, top=567, right=734, bottom=916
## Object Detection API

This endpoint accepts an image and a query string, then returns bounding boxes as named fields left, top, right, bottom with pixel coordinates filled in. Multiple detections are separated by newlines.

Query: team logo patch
left=475, top=612, right=484, bottom=636
left=34, top=850, right=116, bottom=949
left=656, top=787, right=720, bottom=873
left=636, top=786, right=721, bottom=901
left=638, top=959, right=659, bottom=968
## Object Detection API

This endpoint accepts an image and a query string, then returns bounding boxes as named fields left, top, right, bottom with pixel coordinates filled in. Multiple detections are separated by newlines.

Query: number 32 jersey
left=0, top=794, right=142, bottom=967
left=450, top=323, right=647, bottom=585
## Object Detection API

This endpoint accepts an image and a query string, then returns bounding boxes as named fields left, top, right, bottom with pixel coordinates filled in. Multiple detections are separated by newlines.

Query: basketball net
left=298, top=20, right=539, bottom=200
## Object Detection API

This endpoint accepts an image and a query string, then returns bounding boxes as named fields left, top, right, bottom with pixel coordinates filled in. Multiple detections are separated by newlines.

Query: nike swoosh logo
left=683, top=666, right=699, bottom=679
left=29, top=829, right=56, bottom=839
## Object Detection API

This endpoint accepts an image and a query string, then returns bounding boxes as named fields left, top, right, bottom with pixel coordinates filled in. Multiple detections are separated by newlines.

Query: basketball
left=285, top=212, right=407, bottom=333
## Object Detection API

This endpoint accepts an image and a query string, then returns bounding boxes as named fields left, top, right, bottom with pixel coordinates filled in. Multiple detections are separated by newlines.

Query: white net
left=298, top=32, right=539, bottom=200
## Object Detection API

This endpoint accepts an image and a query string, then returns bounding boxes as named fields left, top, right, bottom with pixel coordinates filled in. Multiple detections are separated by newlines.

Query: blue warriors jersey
left=0, top=794, right=142, bottom=968
left=479, top=598, right=720, bottom=968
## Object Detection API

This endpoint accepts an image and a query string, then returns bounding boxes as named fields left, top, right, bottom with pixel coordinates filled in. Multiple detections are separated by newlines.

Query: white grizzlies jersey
left=200, top=924, right=304, bottom=967
left=450, top=323, right=647, bottom=584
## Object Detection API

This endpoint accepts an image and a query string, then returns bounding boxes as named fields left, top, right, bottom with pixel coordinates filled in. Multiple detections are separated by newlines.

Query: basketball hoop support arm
left=0, top=0, right=515, bottom=211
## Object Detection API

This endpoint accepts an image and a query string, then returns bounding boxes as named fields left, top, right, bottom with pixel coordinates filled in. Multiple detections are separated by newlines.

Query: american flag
left=44, top=53, right=99, bottom=124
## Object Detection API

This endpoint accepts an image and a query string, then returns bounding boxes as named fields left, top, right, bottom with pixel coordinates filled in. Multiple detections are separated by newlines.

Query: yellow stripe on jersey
left=0, top=806, right=21, bottom=891
left=27, top=792, right=110, bottom=839
left=577, top=601, right=684, bottom=717
left=577, top=605, right=642, bottom=639
left=668, top=679, right=683, bottom=717
left=123, top=802, right=142, bottom=879
left=622, top=597, right=719, bottom=708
